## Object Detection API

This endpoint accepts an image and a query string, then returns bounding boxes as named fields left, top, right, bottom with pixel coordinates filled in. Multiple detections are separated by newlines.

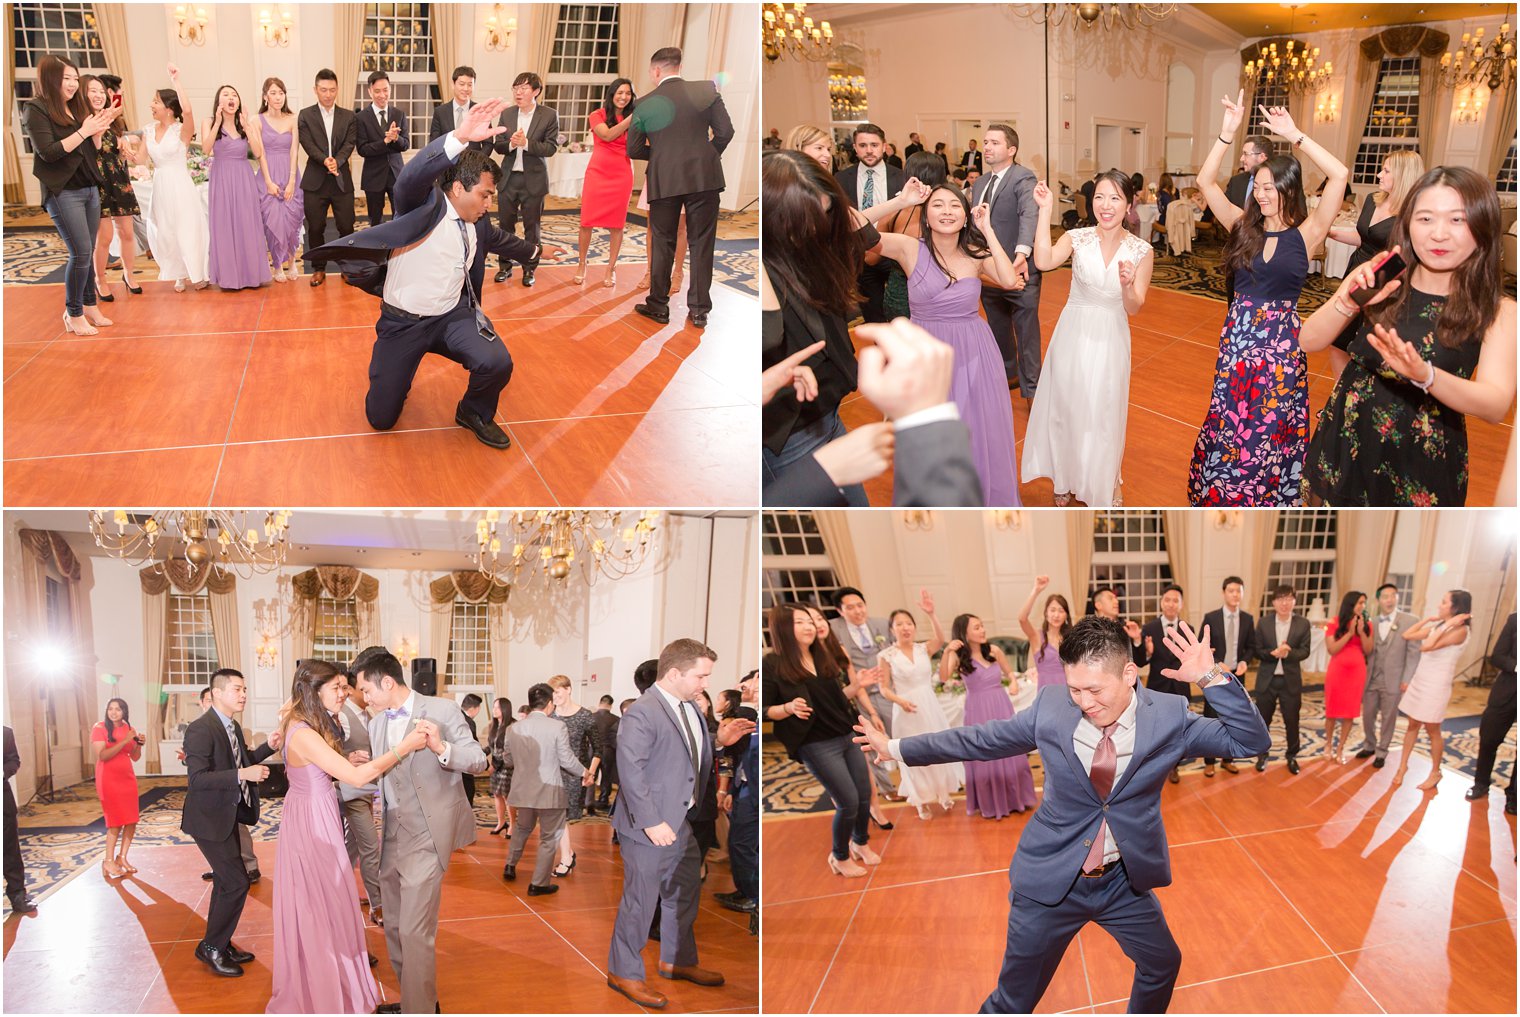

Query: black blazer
left=355, top=104, right=410, bottom=191
left=834, top=162, right=903, bottom=211
left=21, top=98, right=101, bottom=203
left=492, top=103, right=559, bottom=197
left=180, top=708, right=275, bottom=841
left=298, top=103, right=357, bottom=193
left=1490, top=612, right=1516, bottom=680
left=1137, top=617, right=1191, bottom=699
left=429, top=100, right=492, bottom=152
left=1251, top=613, right=1313, bottom=688
left=904, top=142, right=923, bottom=158
left=1225, top=170, right=1251, bottom=211
left=626, top=77, right=733, bottom=201
left=306, top=134, right=538, bottom=300
left=959, top=149, right=982, bottom=173
left=1202, top=607, right=1258, bottom=673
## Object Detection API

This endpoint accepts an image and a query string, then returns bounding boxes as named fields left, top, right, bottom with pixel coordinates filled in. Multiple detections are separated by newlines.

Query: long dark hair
left=258, top=76, right=291, bottom=115
left=904, top=151, right=947, bottom=189
left=767, top=604, right=841, bottom=683
left=1366, top=166, right=1503, bottom=350
left=210, top=84, right=248, bottom=140
left=1038, top=594, right=1073, bottom=661
left=799, top=599, right=852, bottom=673
left=761, top=150, right=863, bottom=315
left=37, top=54, right=87, bottom=126
left=1334, top=590, right=1365, bottom=638
left=601, top=77, right=636, bottom=124
left=487, top=696, right=514, bottom=748
left=156, top=88, right=185, bottom=123
left=279, top=660, right=345, bottom=753
left=79, top=74, right=123, bottom=137
left=1448, top=588, right=1474, bottom=622
left=102, top=697, right=130, bottom=743
left=921, top=184, right=991, bottom=288
left=950, top=613, right=994, bottom=676
left=1223, top=155, right=1308, bottom=276
left=717, top=689, right=741, bottom=718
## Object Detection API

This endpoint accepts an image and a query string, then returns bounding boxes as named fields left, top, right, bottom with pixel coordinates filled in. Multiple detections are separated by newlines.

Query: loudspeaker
left=412, top=658, right=438, bottom=696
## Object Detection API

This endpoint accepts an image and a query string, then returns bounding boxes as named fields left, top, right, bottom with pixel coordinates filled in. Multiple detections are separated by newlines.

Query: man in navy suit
left=857, top=617, right=1270, bottom=1014
left=356, top=70, right=410, bottom=225
left=834, top=122, right=903, bottom=324
left=1200, top=575, right=1257, bottom=776
left=307, top=98, right=544, bottom=451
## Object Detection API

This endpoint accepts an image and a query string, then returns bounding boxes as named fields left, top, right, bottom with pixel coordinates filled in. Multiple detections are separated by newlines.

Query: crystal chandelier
left=87, top=510, right=293, bottom=576
left=1242, top=7, right=1331, bottom=97
left=763, top=3, right=833, bottom=63
left=470, top=510, right=659, bottom=587
left=1008, top=4, right=1177, bottom=31
left=1439, top=15, right=1516, bottom=92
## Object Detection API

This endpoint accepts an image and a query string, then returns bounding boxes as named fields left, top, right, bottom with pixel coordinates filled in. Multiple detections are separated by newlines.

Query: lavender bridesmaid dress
left=207, top=130, right=272, bottom=289
left=1032, top=642, right=1066, bottom=689
left=961, top=658, right=1038, bottom=818
left=267, top=723, right=378, bottom=1014
left=258, top=114, right=303, bottom=268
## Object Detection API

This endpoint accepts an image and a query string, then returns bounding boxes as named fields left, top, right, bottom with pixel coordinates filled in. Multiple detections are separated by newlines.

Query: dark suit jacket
left=1137, top=617, right=1191, bottom=699
left=1202, top=607, right=1258, bottom=672
left=492, top=103, right=559, bottom=196
left=429, top=100, right=492, bottom=152
left=904, top=142, right=924, bottom=158
left=1491, top=612, right=1517, bottom=680
left=901, top=680, right=1270, bottom=904
left=306, top=134, right=539, bottom=300
left=626, top=77, right=733, bottom=201
left=1226, top=171, right=1251, bottom=211
left=959, top=149, right=982, bottom=172
left=298, top=103, right=357, bottom=193
left=3, top=725, right=18, bottom=816
left=592, top=709, right=620, bottom=761
left=1251, top=613, right=1313, bottom=688
left=971, top=163, right=1040, bottom=281
left=834, top=162, right=903, bottom=210
left=355, top=104, right=410, bottom=191
left=761, top=421, right=983, bottom=507
left=180, top=708, right=275, bottom=842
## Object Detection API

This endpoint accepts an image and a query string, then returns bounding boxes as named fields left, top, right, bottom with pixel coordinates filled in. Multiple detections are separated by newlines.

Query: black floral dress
left=1307, top=289, right=1482, bottom=505
left=554, top=707, right=602, bottom=820
left=94, top=128, right=140, bottom=217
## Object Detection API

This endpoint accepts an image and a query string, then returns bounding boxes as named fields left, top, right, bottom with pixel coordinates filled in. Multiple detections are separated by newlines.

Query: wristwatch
left=1197, top=663, right=1234, bottom=689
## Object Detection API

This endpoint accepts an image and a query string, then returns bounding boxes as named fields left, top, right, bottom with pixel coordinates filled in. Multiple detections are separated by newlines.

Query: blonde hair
left=546, top=674, right=572, bottom=691
left=784, top=123, right=830, bottom=154
left=1377, top=149, right=1426, bottom=214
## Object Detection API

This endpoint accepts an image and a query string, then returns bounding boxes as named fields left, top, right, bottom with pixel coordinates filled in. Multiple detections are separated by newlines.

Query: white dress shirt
left=382, top=136, right=473, bottom=316
left=1377, top=612, right=1395, bottom=641
left=319, top=103, right=335, bottom=155
left=1274, top=615, right=1291, bottom=675
left=654, top=683, right=701, bottom=808
left=855, top=161, right=888, bottom=209
left=384, top=689, right=450, bottom=766
left=510, top=103, right=536, bottom=173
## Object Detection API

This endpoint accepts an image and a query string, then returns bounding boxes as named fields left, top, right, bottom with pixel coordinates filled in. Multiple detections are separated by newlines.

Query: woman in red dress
left=1323, top=591, right=1372, bottom=763
left=575, top=77, right=637, bottom=287
left=92, top=696, right=142, bottom=877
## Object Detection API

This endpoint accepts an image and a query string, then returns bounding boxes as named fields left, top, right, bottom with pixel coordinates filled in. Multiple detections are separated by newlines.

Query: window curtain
left=5, top=5, right=27, bottom=203
left=1333, top=510, right=1396, bottom=605
left=429, top=572, right=511, bottom=690
left=702, top=3, right=730, bottom=79
left=814, top=513, right=860, bottom=590
left=16, top=531, right=91, bottom=786
left=1491, top=80, right=1517, bottom=179
left=140, top=583, right=167, bottom=774
left=430, top=2, right=459, bottom=100
left=1355, top=27, right=1450, bottom=164
left=618, top=3, right=646, bottom=85
left=93, top=4, right=136, bottom=132
left=1161, top=511, right=1193, bottom=612
left=334, top=5, right=365, bottom=141
left=1244, top=511, right=1281, bottom=610
left=529, top=4, right=560, bottom=92
left=1067, top=514, right=1095, bottom=614
left=1409, top=511, right=1442, bottom=615
left=290, top=566, right=380, bottom=664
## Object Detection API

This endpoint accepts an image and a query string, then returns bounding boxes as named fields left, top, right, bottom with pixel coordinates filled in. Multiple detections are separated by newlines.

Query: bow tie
left=386, top=706, right=409, bottom=720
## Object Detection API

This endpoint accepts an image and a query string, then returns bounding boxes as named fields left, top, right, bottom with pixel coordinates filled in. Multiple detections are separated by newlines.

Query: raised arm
left=939, top=643, right=962, bottom=683
left=973, top=202, right=1020, bottom=289
left=1030, top=182, right=1073, bottom=271
left=919, top=588, right=946, bottom=656
left=1200, top=91, right=1247, bottom=231
left=1255, top=104, right=1347, bottom=247
left=858, top=175, right=931, bottom=228
left=1425, top=617, right=1471, bottom=652
left=1017, top=576, right=1050, bottom=645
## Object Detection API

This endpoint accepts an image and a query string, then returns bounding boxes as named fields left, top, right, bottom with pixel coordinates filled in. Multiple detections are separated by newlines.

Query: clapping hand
left=510, top=128, right=528, bottom=149
left=852, top=721, right=891, bottom=764
left=1159, top=621, right=1216, bottom=685
left=384, top=120, right=400, bottom=142
left=761, top=340, right=825, bottom=405
left=1272, top=642, right=1291, bottom=659
left=899, top=176, right=931, bottom=205
left=1117, top=260, right=1137, bottom=289
left=238, top=109, right=251, bottom=135
left=1366, top=321, right=1431, bottom=385
left=1219, top=90, right=1246, bottom=135
left=454, top=97, right=510, bottom=145
left=1258, top=104, right=1299, bottom=142
left=716, top=716, right=757, bottom=747
left=1032, top=180, right=1054, bottom=209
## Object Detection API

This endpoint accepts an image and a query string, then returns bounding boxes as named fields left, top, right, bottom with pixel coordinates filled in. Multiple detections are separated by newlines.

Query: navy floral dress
left=1187, top=228, right=1309, bottom=505
left=1307, top=289, right=1482, bottom=505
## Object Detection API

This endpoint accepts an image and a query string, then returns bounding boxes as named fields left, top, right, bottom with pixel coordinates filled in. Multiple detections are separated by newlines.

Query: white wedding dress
left=1020, top=226, right=1151, bottom=506
left=880, top=643, right=963, bottom=809
left=143, top=124, right=209, bottom=283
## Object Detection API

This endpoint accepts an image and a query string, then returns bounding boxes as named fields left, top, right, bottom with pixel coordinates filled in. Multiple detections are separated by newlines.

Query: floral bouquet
left=186, top=143, right=210, bottom=186
left=934, top=675, right=968, bottom=696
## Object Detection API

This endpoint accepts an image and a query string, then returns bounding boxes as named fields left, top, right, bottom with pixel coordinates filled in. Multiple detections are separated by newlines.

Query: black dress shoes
left=688, top=311, right=708, bottom=329
left=455, top=405, right=512, bottom=449
left=225, top=942, right=255, bottom=964
left=375, top=1004, right=401, bottom=1014
left=495, top=264, right=513, bottom=283
left=1255, top=756, right=1268, bottom=772
left=1355, top=748, right=1376, bottom=759
left=194, top=941, right=244, bottom=977
left=713, top=891, right=756, bottom=913
left=202, top=871, right=214, bottom=881
left=526, top=883, right=559, bottom=896
left=502, top=863, right=517, bottom=882
left=521, top=268, right=535, bottom=287
left=1372, top=757, right=1386, bottom=768
left=1286, top=757, right=1300, bottom=775
left=633, top=302, right=670, bottom=324
left=1465, top=785, right=1490, bottom=801
left=310, top=271, right=325, bottom=287
left=7, top=892, right=37, bottom=913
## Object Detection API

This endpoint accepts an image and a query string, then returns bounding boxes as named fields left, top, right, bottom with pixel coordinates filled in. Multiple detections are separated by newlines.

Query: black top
left=761, top=652, right=857, bottom=760
left=22, top=98, right=101, bottom=203
left=1347, top=192, right=1397, bottom=276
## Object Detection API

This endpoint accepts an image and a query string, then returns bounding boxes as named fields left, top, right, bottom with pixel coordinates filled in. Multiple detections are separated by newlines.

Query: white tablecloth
left=1135, top=202, right=1160, bottom=241
left=1323, top=236, right=1355, bottom=279
left=547, top=150, right=593, bottom=199
left=934, top=673, right=1038, bottom=727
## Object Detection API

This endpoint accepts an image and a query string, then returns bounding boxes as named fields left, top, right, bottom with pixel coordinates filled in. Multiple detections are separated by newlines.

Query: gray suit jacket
left=492, top=103, right=559, bottom=197
left=335, top=701, right=376, bottom=803
left=612, top=687, right=713, bottom=844
left=368, top=693, right=487, bottom=865
left=1368, top=611, right=1422, bottom=691
left=830, top=616, right=892, bottom=670
left=970, top=163, right=1040, bottom=284
left=501, top=710, right=583, bottom=809
left=1251, top=613, right=1313, bottom=688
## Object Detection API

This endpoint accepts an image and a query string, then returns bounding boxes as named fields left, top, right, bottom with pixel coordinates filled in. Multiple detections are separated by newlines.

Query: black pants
left=855, top=260, right=893, bottom=324
left=3, top=781, right=24, bottom=899
left=462, top=773, right=476, bottom=803
left=981, top=274, right=1044, bottom=394
left=1474, top=671, right=1516, bottom=803
left=192, top=830, right=251, bottom=950
left=728, top=783, right=758, bottom=901
left=596, top=755, right=617, bottom=806
left=366, top=296, right=514, bottom=430
left=647, top=189, right=720, bottom=315
left=1255, top=673, right=1302, bottom=759
left=365, top=187, right=396, bottom=226
left=302, top=179, right=356, bottom=268
left=496, top=171, right=544, bottom=267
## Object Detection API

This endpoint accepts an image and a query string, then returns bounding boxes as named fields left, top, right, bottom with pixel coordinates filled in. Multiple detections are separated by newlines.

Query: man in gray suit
left=1354, top=583, right=1422, bottom=768
left=830, top=587, right=896, bottom=796
left=1250, top=584, right=1313, bottom=775
left=970, top=124, right=1042, bottom=398
left=333, top=671, right=383, bottom=925
left=501, top=682, right=591, bottom=894
left=356, top=651, right=487, bottom=1014
left=607, top=639, right=725, bottom=1009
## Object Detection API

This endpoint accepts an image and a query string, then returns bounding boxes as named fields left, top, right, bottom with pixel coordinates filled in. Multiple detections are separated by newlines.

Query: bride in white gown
left=1021, top=174, right=1154, bottom=507
left=134, top=66, right=209, bottom=288
left=877, top=590, right=964, bottom=819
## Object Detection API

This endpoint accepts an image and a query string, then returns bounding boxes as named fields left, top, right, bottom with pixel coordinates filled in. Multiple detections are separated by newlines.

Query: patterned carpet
left=763, top=683, right=1517, bottom=816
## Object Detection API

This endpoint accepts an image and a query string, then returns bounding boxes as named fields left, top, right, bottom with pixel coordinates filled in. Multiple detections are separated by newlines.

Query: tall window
left=1259, top=511, right=1337, bottom=617
left=167, top=593, right=218, bottom=685
left=543, top=3, right=620, bottom=141
left=356, top=2, right=439, bottom=152
left=313, top=593, right=360, bottom=665
left=1352, top=55, right=1422, bottom=185
left=761, top=512, right=841, bottom=648
left=1498, top=140, right=1517, bottom=195
left=1246, top=65, right=1291, bottom=156
left=1088, top=511, right=1174, bottom=621
left=446, top=601, right=493, bottom=686
left=1384, top=573, right=1415, bottom=615
left=11, top=3, right=106, bottom=156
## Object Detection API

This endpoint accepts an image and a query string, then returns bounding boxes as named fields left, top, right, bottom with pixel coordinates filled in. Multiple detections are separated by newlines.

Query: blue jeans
left=763, top=410, right=869, bottom=507
left=44, top=187, right=101, bottom=317
left=796, top=733, right=871, bottom=860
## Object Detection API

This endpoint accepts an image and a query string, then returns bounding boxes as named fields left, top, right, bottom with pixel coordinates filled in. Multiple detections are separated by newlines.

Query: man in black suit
left=1251, top=584, right=1312, bottom=774
left=970, top=124, right=1042, bottom=397
left=298, top=68, right=358, bottom=286
left=308, top=99, right=542, bottom=450
left=356, top=70, right=410, bottom=225
left=959, top=137, right=982, bottom=173
left=833, top=122, right=903, bottom=324
left=1223, top=135, right=1271, bottom=303
left=591, top=695, right=620, bottom=814
left=1200, top=575, right=1257, bottom=776
left=460, top=693, right=483, bottom=804
left=904, top=132, right=924, bottom=159
left=491, top=71, right=557, bottom=287
left=1135, top=584, right=1190, bottom=784
left=628, top=46, right=734, bottom=330
left=428, top=66, right=490, bottom=153
left=181, top=668, right=277, bottom=977
left=1468, top=611, right=1516, bottom=813
left=4, top=725, right=35, bottom=914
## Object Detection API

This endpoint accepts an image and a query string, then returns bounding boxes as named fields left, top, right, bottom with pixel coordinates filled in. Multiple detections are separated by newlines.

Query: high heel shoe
left=490, top=821, right=508, bottom=835
left=572, top=271, right=586, bottom=285
left=81, top=307, right=112, bottom=327
left=98, top=290, right=115, bottom=302
left=827, top=852, right=866, bottom=878
left=869, top=810, right=894, bottom=831
left=848, top=841, right=881, bottom=866
left=102, top=859, right=124, bottom=879
left=118, top=857, right=138, bottom=874
left=917, top=805, right=933, bottom=820
left=602, top=270, right=617, bottom=288
left=124, top=281, right=143, bottom=295
left=174, top=279, right=186, bottom=292
left=62, top=312, right=98, bottom=336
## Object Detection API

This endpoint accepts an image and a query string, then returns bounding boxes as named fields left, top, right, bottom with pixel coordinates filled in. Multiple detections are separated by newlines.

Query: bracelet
left=1293, top=132, right=1306, bottom=147
left=1412, top=360, right=1437, bottom=392
left=1217, top=134, right=1232, bottom=146
left=391, top=748, right=404, bottom=765
left=1331, top=297, right=1359, bottom=317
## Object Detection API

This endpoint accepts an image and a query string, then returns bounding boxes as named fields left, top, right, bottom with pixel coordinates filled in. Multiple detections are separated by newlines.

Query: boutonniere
left=873, top=634, right=887, bottom=646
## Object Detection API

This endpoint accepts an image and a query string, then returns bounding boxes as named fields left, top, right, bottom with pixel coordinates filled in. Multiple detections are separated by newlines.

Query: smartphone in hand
left=1350, top=252, right=1407, bottom=306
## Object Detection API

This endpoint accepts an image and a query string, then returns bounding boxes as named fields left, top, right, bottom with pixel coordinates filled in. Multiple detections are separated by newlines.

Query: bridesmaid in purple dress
left=1016, top=575, right=1071, bottom=690
left=201, top=84, right=271, bottom=290
left=256, top=77, right=302, bottom=281
left=872, top=183, right=1023, bottom=505
left=268, top=661, right=427, bottom=1015
left=941, top=613, right=1038, bottom=818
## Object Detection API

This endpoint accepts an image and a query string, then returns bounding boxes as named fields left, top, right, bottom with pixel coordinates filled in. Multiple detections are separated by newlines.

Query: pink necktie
left=1083, top=722, right=1118, bottom=873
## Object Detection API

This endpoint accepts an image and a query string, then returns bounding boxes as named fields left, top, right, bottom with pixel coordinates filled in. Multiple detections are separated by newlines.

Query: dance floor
left=1, top=822, right=757, bottom=1015
left=763, top=751, right=1517, bottom=1014
left=840, top=271, right=1513, bottom=506
left=2, top=269, right=758, bottom=505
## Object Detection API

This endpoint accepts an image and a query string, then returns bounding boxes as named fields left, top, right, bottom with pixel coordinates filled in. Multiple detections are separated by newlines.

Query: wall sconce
left=1314, top=95, right=1338, bottom=123
left=1455, top=88, right=1485, bottom=124
left=254, top=631, right=278, bottom=670
left=992, top=510, right=1024, bottom=531
left=1212, top=510, right=1243, bottom=531
left=174, top=5, right=207, bottom=46
left=484, top=6, right=517, bottom=51
left=902, top=511, right=934, bottom=531
left=260, top=8, right=293, bottom=47
left=394, top=636, right=418, bottom=668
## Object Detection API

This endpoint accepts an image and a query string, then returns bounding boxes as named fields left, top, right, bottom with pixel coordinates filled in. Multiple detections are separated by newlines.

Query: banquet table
left=933, top=673, right=1039, bottom=728
left=1135, top=201, right=1160, bottom=241
left=547, top=150, right=593, bottom=199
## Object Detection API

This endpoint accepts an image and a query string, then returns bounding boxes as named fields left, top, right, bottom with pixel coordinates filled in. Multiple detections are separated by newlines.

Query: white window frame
left=446, top=600, right=493, bottom=688
left=313, top=593, right=360, bottom=666
left=10, top=2, right=108, bottom=204
left=542, top=3, right=621, bottom=145
left=1497, top=140, right=1517, bottom=195
left=1352, top=55, right=1422, bottom=186
left=167, top=592, right=218, bottom=686
left=356, top=2, right=439, bottom=155
left=1259, top=511, right=1338, bottom=618
left=1088, top=510, right=1174, bottom=622
left=761, top=511, right=841, bottom=648
left=1246, top=68, right=1291, bottom=158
